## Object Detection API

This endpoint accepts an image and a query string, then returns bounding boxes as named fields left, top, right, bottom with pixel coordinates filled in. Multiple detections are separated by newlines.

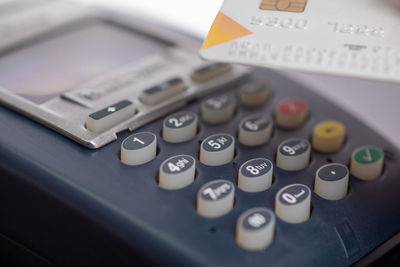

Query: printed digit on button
left=276, top=138, right=310, bottom=171
left=159, top=155, right=196, bottom=190
left=238, top=83, right=271, bottom=107
left=238, top=158, right=273, bottom=192
left=163, top=111, right=198, bottom=143
left=238, top=114, right=273, bottom=146
left=275, top=184, right=311, bottom=224
left=200, top=133, right=235, bottom=166
left=350, top=146, right=384, bottom=181
left=197, top=180, right=235, bottom=218
left=121, top=132, right=157, bottom=166
left=201, top=94, right=235, bottom=124
left=236, top=208, right=275, bottom=251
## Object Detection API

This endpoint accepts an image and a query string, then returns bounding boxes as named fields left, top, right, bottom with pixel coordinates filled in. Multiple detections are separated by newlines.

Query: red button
left=277, top=98, right=307, bottom=115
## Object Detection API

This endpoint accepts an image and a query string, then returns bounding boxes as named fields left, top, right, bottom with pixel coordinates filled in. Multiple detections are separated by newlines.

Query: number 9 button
left=238, top=158, right=273, bottom=192
left=163, top=111, right=198, bottom=143
left=200, top=133, right=235, bottom=166
left=159, top=155, right=196, bottom=190
left=276, top=138, right=310, bottom=171
left=275, top=184, right=311, bottom=224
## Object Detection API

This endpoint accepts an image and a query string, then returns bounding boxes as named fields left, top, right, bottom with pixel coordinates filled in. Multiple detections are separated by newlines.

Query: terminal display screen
left=0, top=21, right=169, bottom=104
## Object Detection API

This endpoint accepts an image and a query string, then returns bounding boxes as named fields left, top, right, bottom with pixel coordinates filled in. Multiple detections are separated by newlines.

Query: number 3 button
left=121, top=132, right=157, bottom=166
left=200, top=133, right=235, bottom=166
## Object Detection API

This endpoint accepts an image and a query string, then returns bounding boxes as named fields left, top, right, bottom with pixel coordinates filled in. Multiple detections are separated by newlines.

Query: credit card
left=200, top=0, right=400, bottom=83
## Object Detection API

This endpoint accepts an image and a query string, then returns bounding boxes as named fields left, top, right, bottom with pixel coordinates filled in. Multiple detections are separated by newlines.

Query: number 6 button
left=275, top=184, right=311, bottom=224
left=200, top=134, right=235, bottom=166
left=197, top=180, right=235, bottom=218
left=121, top=132, right=157, bottom=166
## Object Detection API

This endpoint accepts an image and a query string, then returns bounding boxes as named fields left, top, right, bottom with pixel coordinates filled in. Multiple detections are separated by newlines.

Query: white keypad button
left=159, top=155, right=196, bottom=190
left=163, top=111, right=198, bottom=143
left=314, top=163, right=349, bottom=200
left=238, top=114, right=273, bottom=146
left=120, top=132, right=157, bottom=166
left=86, top=100, right=136, bottom=133
left=276, top=138, right=310, bottom=171
left=236, top=208, right=275, bottom=251
left=238, top=83, right=270, bottom=107
left=238, top=158, right=273, bottom=193
left=197, top=180, right=235, bottom=218
left=350, top=146, right=384, bottom=181
left=275, top=184, right=311, bottom=224
left=200, top=133, right=235, bottom=166
left=201, top=94, right=235, bottom=124
left=191, top=63, right=232, bottom=83
left=139, top=77, right=186, bottom=106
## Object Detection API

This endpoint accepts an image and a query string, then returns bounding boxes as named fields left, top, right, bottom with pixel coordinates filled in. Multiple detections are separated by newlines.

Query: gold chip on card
left=259, top=0, right=307, bottom=12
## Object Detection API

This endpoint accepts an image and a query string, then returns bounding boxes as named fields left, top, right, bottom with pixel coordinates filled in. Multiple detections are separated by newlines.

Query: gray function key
left=314, top=163, right=349, bottom=200
left=200, top=133, right=235, bottom=166
left=276, top=138, right=310, bottom=171
left=162, top=111, right=198, bottom=143
left=236, top=208, right=276, bottom=251
left=238, top=83, right=271, bottom=107
left=159, top=155, right=196, bottom=190
left=238, top=158, right=273, bottom=193
left=86, top=100, right=136, bottom=132
left=197, top=180, right=235, bottom=218
left=238, top=114, right=273, bottom=146
left=201, top=94, right=235, bottom=124
left=191, top=63, right=232, bottom=83
left=120, top=132, right=157, bottom=166
left=139, top=77, right=186, bottom=106
left=275, top=184, right=311, bottom=224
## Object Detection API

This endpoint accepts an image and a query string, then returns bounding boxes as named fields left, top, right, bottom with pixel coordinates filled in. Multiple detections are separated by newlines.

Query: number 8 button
left=200, top=133, right=235, bottom=166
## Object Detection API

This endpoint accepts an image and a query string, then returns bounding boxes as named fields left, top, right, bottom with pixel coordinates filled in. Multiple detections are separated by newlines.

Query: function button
left=191, top=63, right=232, bottom=83
left=350, top=146, right=384, bottom=181
left=238, top=83, right=271, bottom=108
left=197, top=180, right=235, bottom=218
left=86, top=100, right=136, bottom=132
left=201, top=94, right=235, bottom=124
left=200, top=133, right=235, bottom=166
left=275, top=184, right=311, bottom=224
left=139, top=77, right=186, bottom=106
left=276, top=138, right=310, bottom=171
left=238, top=158, right=273, bottom=193
left=162, top=111, right=198, bottom=143
left=120, top=132, right=157, bottom=166
left=312, top=121, right=346, bottom=153
left=238, top=114, right=273, bottom=146
left=314, top=163, right=349, bottom=200
left=275, top=98, right=308, bottom=129
left=236, top=208, right=275, bottom=251
left=159, top=155, right=196, bottom=190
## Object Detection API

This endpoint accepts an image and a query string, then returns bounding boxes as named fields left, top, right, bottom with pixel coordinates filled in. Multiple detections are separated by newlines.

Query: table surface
left=74, top=0, right=400, bottom=149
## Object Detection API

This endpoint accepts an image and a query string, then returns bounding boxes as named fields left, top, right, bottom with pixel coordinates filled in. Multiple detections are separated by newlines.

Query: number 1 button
left=200, top=134, right=235, bottom=166
left=275, top=184, right=311, bottom=224
left=121, top=132, right=157, bottom=166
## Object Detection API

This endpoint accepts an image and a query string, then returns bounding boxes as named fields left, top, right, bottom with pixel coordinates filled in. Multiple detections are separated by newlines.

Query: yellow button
left=312, top=121, right=345, bottom=153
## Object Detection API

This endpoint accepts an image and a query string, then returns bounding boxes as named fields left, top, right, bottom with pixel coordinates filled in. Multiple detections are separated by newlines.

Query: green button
left=353, top=146, right=383, bottom=164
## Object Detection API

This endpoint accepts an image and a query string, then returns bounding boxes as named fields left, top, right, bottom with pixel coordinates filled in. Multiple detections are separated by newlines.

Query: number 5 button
left=200, top=134, right=235, bottom=166
left=121, top=132, right=157, bottom=166
left=275, top=184, right=311, bottom=224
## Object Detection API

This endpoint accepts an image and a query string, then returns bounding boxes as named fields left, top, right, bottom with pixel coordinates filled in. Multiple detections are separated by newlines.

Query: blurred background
left=73, top=0, right=400, bottom=148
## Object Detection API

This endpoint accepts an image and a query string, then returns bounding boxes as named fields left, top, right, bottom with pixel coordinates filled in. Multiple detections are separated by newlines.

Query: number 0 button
left=236, top=208, right=275, bottom=251
left=238, top=158, right=273, bottom=192
left=350, top=146, right=384, bottom=181
left=121, top=132, right=157, bottom=166
left=200, top=134, right=235, bottom=166
left=197, top=180, right=235, bottom=218
left=163, top=111, right=198, bottom=143
left=275, top=184, right=311, bottom=224
left=159, top=155, right=195, bottom=190
left=276, top=138, right=310, bottom=171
